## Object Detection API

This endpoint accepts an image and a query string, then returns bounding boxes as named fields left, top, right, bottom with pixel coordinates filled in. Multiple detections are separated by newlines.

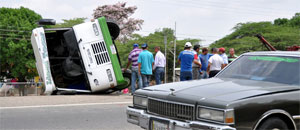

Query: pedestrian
left=124, top=43, right=143, bottom=94
left=138, top=43, right=154, bottom=87
left=178, top=42, right=201, bottom=81
left=9, top=78, right=17, bottom=96
left=219, top=47, right=228, bottom=67
left=228, top=48, right=238, bottom=63
left=192, top=45, right=202, bottom=80
left=199, top=48, right=213, bottom=79
left=153, top=46, right=166, bottom=85
left=207, top=48, right=224, bottom=78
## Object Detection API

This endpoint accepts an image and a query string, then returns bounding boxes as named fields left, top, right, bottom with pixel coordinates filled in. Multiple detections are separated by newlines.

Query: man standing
left=192, top=45, right=201, bottom=80
left=138, top=43, right=154, bottom=87
left=178, top=42, right=201, bottom=81
left=153, top=46, right=166, bottom=85
left=124, top=44, right=143, bottom=93
left=207, top=48, right=224, bottom=78
left=199, top=48, right=212, bottom=79
left=228, top=48, right=238, bottom=63
left=219, top=47, right=228, bottom=67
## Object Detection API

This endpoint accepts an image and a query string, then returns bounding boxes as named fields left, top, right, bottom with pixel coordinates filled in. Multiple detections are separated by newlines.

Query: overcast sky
left=1, top=0, right=300, bottom=46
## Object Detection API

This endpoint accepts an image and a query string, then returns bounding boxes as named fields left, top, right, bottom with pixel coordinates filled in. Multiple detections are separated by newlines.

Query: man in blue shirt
left=178, top=42, right=201, bottom=81
left=199, top=48, right=212, bottom=79
left=138, top=43, right=154, bottom=87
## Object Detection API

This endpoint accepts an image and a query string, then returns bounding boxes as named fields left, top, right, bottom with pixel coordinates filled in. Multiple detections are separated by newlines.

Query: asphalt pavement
left=0, top=94, right=142, bottom=130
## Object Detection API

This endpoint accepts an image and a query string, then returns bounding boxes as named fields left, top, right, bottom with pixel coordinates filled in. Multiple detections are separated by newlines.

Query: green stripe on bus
left=98, top=17, right=126, bottom=86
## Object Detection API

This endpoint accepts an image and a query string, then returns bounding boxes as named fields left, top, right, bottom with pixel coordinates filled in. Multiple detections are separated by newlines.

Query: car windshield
left=217, top=55, right=300, bottom=86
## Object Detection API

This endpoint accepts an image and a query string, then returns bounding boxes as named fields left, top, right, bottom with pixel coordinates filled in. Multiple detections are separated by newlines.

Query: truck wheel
left=257, top=117, right=289, bottom=130
left=123, top=73, right=131, bottom=88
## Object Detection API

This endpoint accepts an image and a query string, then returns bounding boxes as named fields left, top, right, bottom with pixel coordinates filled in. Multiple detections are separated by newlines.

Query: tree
left=0, top=7, right=42, bottom=81
left=210, top=13, right=300, bottom=55
left=51, top=17, right=86, bottom=28
left=93, top=2, right=144, bottom=43
left=274, top=18, right=288, bottom=26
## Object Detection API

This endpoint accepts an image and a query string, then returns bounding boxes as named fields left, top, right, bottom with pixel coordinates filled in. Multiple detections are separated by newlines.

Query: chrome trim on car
left=148, top=97, right=195, bottom=107
left=127, top=106, right=236, bottom=130
left=253, top=109, right=297, bottom=130
left=293, top=115, right=300, bottom=120
left=196, top=105, right=235, bottom=125
left=147, top=97, right=195, bottom=121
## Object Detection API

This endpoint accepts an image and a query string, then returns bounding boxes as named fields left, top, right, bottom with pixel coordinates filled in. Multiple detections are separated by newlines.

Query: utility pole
left=173, top=22, right=177, bottom=82
left=164, top=34, right=167, bottom=83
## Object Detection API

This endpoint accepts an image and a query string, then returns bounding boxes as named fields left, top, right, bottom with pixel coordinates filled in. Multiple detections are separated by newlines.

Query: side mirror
left=106, top=20, right=120, bottom=40
left=38, top=19, right=56, bottom=26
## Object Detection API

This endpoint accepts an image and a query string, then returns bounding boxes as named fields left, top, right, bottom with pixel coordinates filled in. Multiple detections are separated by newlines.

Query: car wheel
left=257, top=117, right=289, bottom=130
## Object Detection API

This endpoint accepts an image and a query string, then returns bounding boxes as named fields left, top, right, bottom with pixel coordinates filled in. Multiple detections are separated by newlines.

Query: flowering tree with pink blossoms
left=93, top=2, right=144, bottom=43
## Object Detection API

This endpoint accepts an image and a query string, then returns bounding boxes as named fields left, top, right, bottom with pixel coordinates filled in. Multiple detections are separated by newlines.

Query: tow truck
left=256, top=34, right=300, bottom=51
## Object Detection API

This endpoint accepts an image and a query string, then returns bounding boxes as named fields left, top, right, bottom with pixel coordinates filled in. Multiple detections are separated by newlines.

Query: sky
left=1, top=0, right=300, bottom=46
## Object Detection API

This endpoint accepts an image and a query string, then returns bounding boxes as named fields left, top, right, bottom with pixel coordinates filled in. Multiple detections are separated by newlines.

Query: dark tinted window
left=217, top=55, right=300, bottom=86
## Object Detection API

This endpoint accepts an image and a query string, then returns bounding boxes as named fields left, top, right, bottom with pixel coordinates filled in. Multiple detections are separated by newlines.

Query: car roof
left=243, top=51, right=300, bottom=57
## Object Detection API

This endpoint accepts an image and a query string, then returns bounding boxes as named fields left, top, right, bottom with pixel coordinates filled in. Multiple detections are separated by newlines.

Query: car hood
left=139, top=78, right=299, bottom=104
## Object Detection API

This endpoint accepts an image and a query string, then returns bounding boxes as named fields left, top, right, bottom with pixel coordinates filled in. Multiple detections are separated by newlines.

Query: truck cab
left=31, top=17, right=129, bottom=94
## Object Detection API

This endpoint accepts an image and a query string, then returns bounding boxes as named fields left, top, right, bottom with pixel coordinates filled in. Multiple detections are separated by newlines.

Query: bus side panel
left=31, top=28, right=55, bottom=94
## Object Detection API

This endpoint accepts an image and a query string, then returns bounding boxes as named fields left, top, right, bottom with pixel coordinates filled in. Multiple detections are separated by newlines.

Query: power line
left=172, top=0, right=300, bottom=13
left=137, top=30, right=221, bottom=38
left=0, top=34, right=30, bottom=38
left=0, top=36, right=30, bottom=41
left=0, top=29, right=32, bottom=33
left=139, top=0, right=296, bottom=17
left=0, top=25, right=34, bottom=30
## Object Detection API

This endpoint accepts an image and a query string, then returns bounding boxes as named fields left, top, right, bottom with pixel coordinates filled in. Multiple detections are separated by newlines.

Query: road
left=0, top=94, right=142, bottom=130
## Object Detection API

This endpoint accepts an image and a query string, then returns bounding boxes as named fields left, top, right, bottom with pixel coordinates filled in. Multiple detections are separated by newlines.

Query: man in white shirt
left=153, top=46, right=166, bottom=85
left=207, top=48, right=225, bottom=78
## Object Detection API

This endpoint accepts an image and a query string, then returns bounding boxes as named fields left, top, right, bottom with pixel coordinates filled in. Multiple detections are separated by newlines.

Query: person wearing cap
left=124, top=43, right=143, bottom=93
left=153, top=46, right=166, bottom=85
left=219, top=47, right=228, bottom=67
left=207, top=48, right=225, bottom=78
left=178, top=42, right=201, bottom=81
left=192, top=45, right=202, bottom=80
left=138, top=43, right=154, bottom=87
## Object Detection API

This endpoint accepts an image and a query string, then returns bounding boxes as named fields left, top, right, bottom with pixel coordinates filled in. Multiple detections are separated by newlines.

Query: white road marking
left=0, top=101, right=132, bottom=110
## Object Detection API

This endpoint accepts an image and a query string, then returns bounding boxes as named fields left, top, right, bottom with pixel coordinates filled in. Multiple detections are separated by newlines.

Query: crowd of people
left=179, top=42, right=238, bottom=80
left=124, top=43, right=166, bottom=93
left=124, top=42, right=237, bottom=94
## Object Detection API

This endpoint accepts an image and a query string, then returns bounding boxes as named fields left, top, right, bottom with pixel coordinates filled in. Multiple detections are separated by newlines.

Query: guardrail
left=0, top=82, right=44, bottom=97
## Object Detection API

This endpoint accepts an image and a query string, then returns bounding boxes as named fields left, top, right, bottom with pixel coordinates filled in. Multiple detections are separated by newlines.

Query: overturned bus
left=31, top=17, right=130, bottom=95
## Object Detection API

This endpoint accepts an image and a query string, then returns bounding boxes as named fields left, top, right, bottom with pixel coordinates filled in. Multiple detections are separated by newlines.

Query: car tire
left=257, top=117, right=289, bottom=130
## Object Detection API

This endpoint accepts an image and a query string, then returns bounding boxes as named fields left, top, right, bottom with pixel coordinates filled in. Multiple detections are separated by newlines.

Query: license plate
left=152, top=120, right=169, bottom=130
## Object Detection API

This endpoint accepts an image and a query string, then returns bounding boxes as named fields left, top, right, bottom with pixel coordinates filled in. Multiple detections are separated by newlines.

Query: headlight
left=198, top=107, right=234, bottom=124
left=133, top=95, right=148, bottom=108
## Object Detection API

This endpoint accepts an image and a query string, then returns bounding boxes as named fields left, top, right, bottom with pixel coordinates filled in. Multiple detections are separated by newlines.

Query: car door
left=31, top=27, right=55, bottom=94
